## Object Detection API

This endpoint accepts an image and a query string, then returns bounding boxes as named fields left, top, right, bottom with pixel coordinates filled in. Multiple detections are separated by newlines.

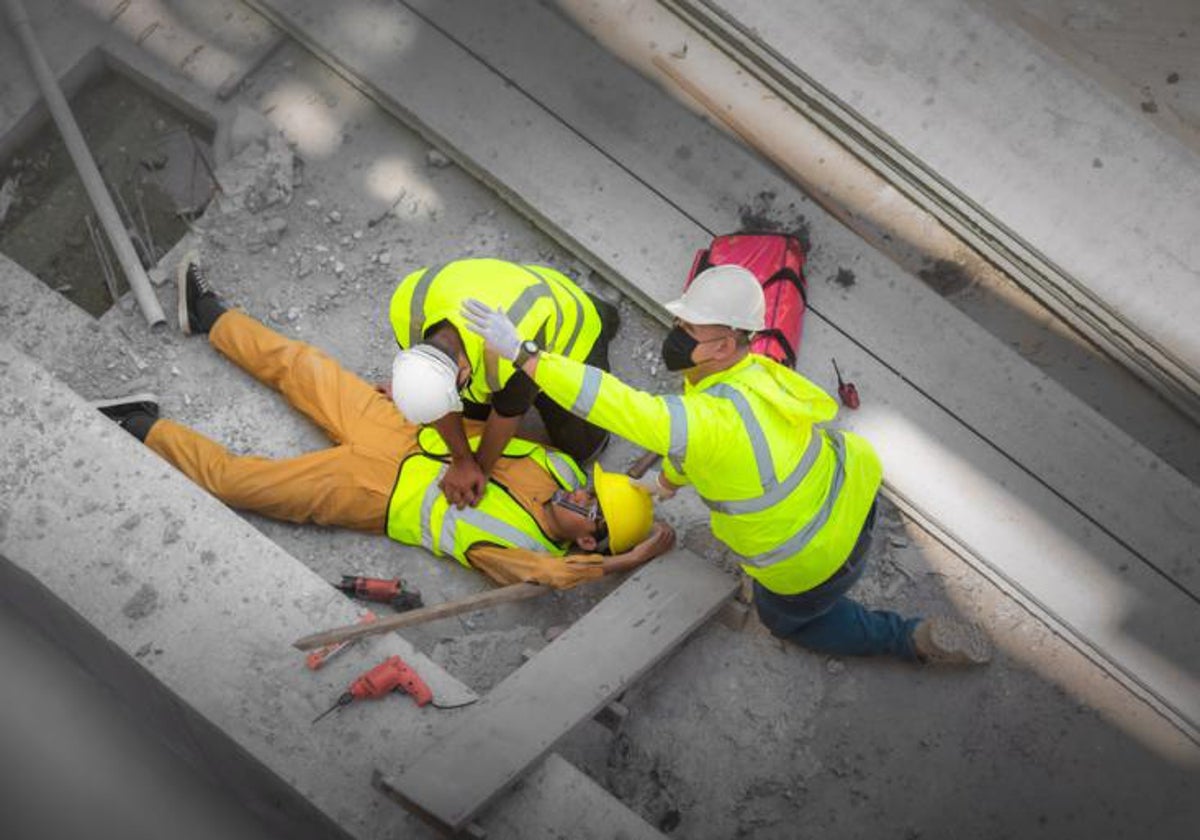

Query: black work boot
left=176, top=251, right=226, bottom=335
left=93, top=393, right=160, bottom=442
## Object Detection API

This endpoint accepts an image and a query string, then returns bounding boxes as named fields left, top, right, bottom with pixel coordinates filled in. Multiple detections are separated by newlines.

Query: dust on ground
left=10, top=37, right=1198, bottom=840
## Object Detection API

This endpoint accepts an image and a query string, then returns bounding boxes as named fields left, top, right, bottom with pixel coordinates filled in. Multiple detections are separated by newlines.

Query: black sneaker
left=176, top=251, right=225, bottom=335
left=93, top=393, right=160, bottom=442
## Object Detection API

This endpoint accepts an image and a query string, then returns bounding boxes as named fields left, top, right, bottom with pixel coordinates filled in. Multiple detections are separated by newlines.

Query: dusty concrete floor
left=3, top=7, right=1200, bottom=840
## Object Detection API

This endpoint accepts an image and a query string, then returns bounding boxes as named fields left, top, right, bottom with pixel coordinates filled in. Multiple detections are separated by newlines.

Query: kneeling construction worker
left=93, top=256, right=674, bottom=589
left=462, top=267, right=992, bottom=663
left=387, top=258, right=620, bottom=509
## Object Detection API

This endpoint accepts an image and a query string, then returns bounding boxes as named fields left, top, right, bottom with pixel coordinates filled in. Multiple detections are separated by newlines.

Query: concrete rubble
left=1, top=1, right=1198, bottom=839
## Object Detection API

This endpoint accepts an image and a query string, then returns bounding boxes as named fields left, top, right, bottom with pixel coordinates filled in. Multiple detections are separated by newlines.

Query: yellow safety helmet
left=592, top=463, right=654, bottom=554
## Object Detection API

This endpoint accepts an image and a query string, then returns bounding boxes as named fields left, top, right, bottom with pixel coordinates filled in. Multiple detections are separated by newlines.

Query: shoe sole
left=91, top=392, right=161, bottom=411
left=925, top=618, right=993, bottom=665
left=176, top=249, right=199, bottom=335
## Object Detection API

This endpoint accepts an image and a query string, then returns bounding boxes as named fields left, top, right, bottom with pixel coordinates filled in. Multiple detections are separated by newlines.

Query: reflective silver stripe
left=442, top=506, right=549, bottom=552
left=507, top=283, right=550, bottom=330
left=546, top=452, right=584, bottom=489
left=664, top=395, right=688, bottom=473
left=560, top=293, right=585, bottom=357
left=419, top=465, right=449, bottom=552
left=571, top=366, right=602, bottom=416
left=705, top=384, right=774, bottom=489
left=742, top=431, right=847, bottom=569
left=703, top=429, right=822, bottom=515
left=516, top=265, right=564, bottom=344
left=407, top=264, right=443, bottom=347
left=554, top=280, right=587, bottom=358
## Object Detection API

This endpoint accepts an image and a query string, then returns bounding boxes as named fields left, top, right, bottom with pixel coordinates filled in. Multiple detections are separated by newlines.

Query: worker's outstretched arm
left=465, top=521, right=676, bottom=589
left=462, top=299, right=684, bottom=460
left=433, top=411, right=486, bottom=508
left=528, top=354, right=682, bottom=459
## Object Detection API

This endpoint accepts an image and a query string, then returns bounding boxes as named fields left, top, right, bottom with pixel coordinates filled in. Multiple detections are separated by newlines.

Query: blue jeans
left=752, top=503, right=921, bottom=660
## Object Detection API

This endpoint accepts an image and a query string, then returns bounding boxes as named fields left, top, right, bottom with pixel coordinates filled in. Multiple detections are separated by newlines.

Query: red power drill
left=312, top=655, right=433, bottom=723
left=334, top=575, right=424, bottom=612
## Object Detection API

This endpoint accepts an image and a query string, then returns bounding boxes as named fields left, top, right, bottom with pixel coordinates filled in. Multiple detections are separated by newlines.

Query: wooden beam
left=293, top=583, right=547, bottom=651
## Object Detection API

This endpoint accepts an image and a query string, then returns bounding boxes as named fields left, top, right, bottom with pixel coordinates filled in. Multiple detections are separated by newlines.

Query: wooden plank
left=376, top=551, right=738, bottom=832
left=293, top=583, right=548, bottom=651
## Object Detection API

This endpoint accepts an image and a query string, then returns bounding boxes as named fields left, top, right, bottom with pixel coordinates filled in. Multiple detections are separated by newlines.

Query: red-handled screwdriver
left=312, top=655, right=433, bottom=724
left=832, top=359, right=860, bottom=410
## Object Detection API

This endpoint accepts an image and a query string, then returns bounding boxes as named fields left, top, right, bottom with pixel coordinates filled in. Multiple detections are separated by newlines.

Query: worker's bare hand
left=441, top=457, right=487, bottom=508
left=638, top=521, right=677, bottom=560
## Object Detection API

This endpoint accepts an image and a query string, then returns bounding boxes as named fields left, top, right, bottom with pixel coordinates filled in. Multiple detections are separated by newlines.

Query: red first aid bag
left=685, top=232, right=808, bottom=367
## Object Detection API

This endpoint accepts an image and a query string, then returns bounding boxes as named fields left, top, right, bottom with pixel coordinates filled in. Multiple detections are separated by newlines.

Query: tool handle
left=294, top=583, right=547, bottom=651
left=304, top=611, right=377, bottom=670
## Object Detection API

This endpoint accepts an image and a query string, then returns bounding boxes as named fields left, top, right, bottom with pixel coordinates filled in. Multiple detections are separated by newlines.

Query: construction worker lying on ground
left=92, top=256, right=675, bottom=589
left=462, top=266, right=993, bottom=663
left=386, top=258, right=620, bottom=509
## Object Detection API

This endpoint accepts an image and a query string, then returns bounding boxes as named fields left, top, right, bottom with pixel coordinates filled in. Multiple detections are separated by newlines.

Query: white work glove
left=632, top=469, right=677, bottom=501
left=461, top=298, right=522, bottom=362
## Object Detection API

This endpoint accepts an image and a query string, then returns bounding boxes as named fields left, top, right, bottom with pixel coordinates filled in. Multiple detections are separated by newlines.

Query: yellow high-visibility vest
left=389, top=258, right=603, bottom=405
left=532, top=353, right=882, bottom=594
left=385, top=427, right=586, bottom=565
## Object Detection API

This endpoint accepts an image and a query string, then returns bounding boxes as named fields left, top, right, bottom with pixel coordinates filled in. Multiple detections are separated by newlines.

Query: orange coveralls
left=145, top=310, right=605, bottom=589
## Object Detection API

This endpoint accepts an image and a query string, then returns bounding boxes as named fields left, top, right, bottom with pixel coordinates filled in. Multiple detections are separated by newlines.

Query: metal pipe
left=4, top=0, right=166, bottom=326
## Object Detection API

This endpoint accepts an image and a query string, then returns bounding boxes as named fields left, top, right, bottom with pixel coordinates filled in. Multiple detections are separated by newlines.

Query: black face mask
left=660, top=326, right=700, bottom=371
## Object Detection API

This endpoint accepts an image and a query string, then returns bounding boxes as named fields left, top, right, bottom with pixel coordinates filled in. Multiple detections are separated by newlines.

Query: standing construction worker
left=387, top=258, right=620, bottom=510
left=93, top=256, right=673, bottom=590
left=462, top=266, right=991, bottom=664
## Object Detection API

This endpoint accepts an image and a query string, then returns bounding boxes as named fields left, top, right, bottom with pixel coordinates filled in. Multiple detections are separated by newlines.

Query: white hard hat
left=391, top=344, right=463, bottom=424
left=664, top=265, right=766, bottom=331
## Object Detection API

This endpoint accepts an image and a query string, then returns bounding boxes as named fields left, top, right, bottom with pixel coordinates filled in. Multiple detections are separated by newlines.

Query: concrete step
left=687, top=0, right=1200, bottom=414
left=0, top=254, right=664, bottom=838
left=241, top=0, right=1200, bottom=742
left=378, top=551, right=737, bottom=833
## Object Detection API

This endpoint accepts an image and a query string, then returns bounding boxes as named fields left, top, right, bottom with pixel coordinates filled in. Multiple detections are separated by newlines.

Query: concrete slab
left=244, top=0, right=1200, bottom=741
left=700, top=0, right=1200, bottom=404
left=988, top=0, right=1200, bottom=147
left=0, top=0, right=280, bottom=157
left=0, top=326, right=666, bottom=838
left=0, top=338, right=471, bottom=840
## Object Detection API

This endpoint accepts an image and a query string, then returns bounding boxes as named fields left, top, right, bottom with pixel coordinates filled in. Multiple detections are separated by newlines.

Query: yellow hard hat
left=592, top=463, right=654, bottom=554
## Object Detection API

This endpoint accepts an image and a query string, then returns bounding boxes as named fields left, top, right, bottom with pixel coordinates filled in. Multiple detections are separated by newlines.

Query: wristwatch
left=515, top=339, right=541, bottom=367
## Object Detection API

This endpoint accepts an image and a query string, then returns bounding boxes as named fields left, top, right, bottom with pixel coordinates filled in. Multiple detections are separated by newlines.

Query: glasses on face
left=550, top=489, right=610, bottom=543
left=551, top=489, right=602, bottom=521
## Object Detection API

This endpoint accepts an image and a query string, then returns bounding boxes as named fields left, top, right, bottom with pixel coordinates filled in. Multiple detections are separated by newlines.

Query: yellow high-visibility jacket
left=389, top=258, right=602, bottom=405
left=533, top=353, right=882, bottom=594
left=387, top=427, right=586, bottom=565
